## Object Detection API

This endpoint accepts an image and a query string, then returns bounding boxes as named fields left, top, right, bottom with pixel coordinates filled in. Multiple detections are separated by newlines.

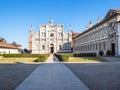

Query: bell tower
left=29, top=25, right=34, bottom=52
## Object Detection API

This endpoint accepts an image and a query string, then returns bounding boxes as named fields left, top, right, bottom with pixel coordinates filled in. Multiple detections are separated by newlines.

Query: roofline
left=0, top=46, right=18, bottom=49
left=40, top=24, right=64, bottom=26
left=0, top=42, right=19, bottom=49
left=74, top=10, right=120, bottom=40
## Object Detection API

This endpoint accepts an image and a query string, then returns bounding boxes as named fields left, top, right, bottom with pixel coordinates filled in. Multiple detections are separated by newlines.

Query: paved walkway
left=16, top=54, right=89, bottom=90
left=45, top=54, right=59, bottom=63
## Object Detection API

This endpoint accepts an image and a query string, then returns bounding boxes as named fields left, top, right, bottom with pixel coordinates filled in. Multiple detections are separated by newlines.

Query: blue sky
left=0, top=0, right=120, bottom=49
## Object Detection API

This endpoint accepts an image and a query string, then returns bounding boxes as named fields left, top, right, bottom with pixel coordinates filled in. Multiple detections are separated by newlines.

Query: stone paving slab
left=16, top=55, right=89, bottom=90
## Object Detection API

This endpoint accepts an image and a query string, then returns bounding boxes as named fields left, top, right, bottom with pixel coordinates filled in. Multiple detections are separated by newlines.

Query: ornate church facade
left=29, top=19, right=72, bottom=54
left=73, top=9, right=120, bottom=56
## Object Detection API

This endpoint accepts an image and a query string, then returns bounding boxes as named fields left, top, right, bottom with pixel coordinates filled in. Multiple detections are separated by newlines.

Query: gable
left=104, top=9, right=120, bottom=19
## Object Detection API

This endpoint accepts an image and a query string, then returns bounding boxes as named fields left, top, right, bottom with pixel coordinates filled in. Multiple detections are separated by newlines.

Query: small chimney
left=98, top=16, right=101, bottom=23
left=89, top=21, right=92, bottom=28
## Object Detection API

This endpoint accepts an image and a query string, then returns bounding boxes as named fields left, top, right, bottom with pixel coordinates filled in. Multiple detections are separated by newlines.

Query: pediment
left=104, top=9, right=120, bottom=19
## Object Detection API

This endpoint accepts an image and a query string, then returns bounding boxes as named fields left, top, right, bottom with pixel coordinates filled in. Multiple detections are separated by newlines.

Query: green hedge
left=2, top=54, right=50, bottom=62
left=73, top=53, right=96, bottom=57
left=54, top=53, right=69, bottom=62
left=2, top=54, right=49, bottom=58
left=36, top=55, right=49, bottom=62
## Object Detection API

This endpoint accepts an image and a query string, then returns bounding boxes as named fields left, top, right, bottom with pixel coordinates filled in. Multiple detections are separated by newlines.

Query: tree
left=99, top=51, right=104, bottom=56
left=12, top=41, right=18, bottom=46
left=106, top=50, right=112, bottom=56
left=0, top=37, right=6, bottom=42
left=23, top=48, right=30, bottom=53
left=18, top=48, right=23, bottom=54
left=12, top=41, right=21, bottom=49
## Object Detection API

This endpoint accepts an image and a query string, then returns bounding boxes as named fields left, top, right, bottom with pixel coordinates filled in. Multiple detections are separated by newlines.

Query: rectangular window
left=96, top=44, right=98, bottom=50
left=58, top=33, right=60, bottom=37
left=99, top=44, right=101, bottom=50
left=103, top=43, right=106, bottom=50
left=44, top=32, right=46, bottom=37
left=93, top=44, right=95, bottom=50
left=41, top=32, right=46, bottom=37
left=59, top=45, right=62, bottom=50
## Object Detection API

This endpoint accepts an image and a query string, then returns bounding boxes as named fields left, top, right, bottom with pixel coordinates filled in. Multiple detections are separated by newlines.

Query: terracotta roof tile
left=0, top=42, right=18, bottom=49
left=72, top=33, right=80, bottom=38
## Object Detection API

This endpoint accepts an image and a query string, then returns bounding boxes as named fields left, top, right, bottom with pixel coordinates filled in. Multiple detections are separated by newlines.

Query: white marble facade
left=73, top=9, right=120, bottom=56
left=29, top=19, right=72, bottom=54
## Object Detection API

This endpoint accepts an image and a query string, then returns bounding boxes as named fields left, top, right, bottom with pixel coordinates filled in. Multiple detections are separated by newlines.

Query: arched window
left=42, top=45, right=45, bottom=50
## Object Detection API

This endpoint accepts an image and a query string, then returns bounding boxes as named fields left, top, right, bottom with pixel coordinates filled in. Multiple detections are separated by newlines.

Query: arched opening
left=50, top=44, right=54, bottom=53
left=59, top=45, right=62, bottom=50
left=111, top=43, right=115, bottom=56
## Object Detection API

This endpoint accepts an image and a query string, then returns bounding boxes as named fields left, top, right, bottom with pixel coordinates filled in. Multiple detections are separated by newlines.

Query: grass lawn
left=68, top=57, right=106, bottom=62
left=0, top=58, right=38, bottom=63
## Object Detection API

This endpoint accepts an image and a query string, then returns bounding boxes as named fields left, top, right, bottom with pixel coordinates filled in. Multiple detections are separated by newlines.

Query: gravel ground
left=65, top=62, right=120, bottom=90
left=0, top=63, right=39, bottom=90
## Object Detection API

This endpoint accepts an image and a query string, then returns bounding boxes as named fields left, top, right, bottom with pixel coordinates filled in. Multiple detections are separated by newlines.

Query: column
left=117, top=23, right=120, bottom=55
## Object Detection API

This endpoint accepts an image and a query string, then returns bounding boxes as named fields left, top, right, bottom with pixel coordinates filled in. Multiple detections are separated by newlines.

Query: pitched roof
left=0, top=42, right=18, bottom=49
left=74, top=9, right=120, bottom=40
left=72, top=33, right=80, bottom=39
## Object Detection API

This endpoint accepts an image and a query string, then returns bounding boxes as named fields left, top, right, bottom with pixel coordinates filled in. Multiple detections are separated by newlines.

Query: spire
left=30, top=25, right=34, bottom=33
left=69, top=25, right=73, bottom=33
left=30, top=25, right=33, bottom=29
left=89, top=21, right=92, bottom=28
left=97, top=16, right=101, bottom=23
left=69, top=25, right=72, bottom=30
left=85, top=25, right=88, bottom=30
left=49, top=18, right=53, bottom=24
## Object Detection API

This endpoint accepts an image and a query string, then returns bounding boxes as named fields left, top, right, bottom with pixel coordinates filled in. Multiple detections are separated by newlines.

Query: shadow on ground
left=0, top=63, right=40, bottom=90
left=65, top=63, right=120, bottom=90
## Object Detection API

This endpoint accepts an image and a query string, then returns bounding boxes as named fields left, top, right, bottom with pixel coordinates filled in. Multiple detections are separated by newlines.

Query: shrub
left=99, top=51, right=104, bottom=56
left=54, top=53, right=69, bottom=62
left=106, top=50, right=112, bottom=56
left=60, top=55, right=69, bottom=62
left=73, top=53, right=96, bottom=57
left=37, top=55, right=46, bottom=62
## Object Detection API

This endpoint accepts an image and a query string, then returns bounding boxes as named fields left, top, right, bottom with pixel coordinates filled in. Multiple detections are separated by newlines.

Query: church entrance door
left=50, top=44, right=54, bottom=53
left=111, top=43, right=115, bottom=56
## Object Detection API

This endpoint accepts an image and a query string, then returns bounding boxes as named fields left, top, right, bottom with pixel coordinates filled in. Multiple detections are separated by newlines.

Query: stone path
left=45, top=54, right=59, bottom=63
left=16, top=54, right=89, bottom=90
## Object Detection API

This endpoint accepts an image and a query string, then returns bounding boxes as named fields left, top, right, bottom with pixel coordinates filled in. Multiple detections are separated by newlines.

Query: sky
left=0, top=0, right=120, bottom=49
